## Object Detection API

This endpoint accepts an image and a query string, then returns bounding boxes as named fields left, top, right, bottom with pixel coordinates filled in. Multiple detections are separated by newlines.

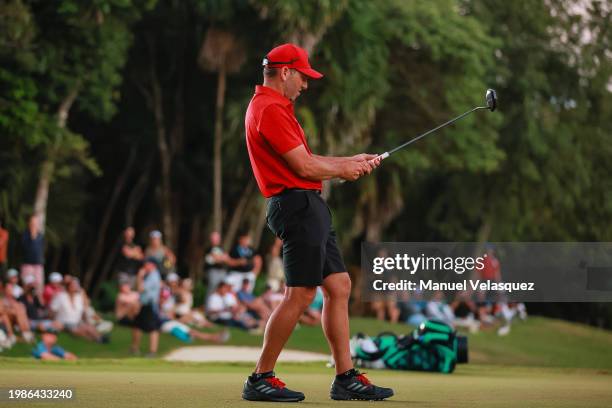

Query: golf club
left=372, top=88, right=497, bottom=163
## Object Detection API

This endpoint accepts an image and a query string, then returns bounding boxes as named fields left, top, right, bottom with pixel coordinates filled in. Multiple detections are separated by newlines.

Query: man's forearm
left=312, top=154, right=350, bottom=165
left=299, top=155, right=346, bottom=180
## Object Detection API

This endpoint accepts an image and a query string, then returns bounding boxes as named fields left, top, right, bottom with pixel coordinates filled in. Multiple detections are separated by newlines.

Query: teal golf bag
left=350, top=320, right=468, bottom=373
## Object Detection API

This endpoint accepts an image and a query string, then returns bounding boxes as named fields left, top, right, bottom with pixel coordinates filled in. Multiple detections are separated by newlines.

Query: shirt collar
left=255, top=85, right=292, bottom=107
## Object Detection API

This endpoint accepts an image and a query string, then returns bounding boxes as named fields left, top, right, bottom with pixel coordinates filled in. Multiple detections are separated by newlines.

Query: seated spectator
left=19, top=275, right=63, bottom=333
left=42, top=272, right=64, bottom=306
left=371, top=297, right=400, bottom=324
left=206, top=282, right=260, bottom=331
left=115, top=280, right=141, bottom=327
left=300, top=287, right=323, bottom=326
left=132, top=258, right=162, bottom=357
left=49, top=279, right=107, bottom=343
left=1, top=282, right=34, bottom=343
left=425, top=291, right=455, bottom=325
left=6, top=268, right=23, bottom=298
left=159, top=319, right=230, bottom=344
left=266, top=238, right=284, bottom=292
left=225, top=233, right=262, bottom=292
left=145, top=230, right=176, bottom=277
left=204, top=231, right=228, bottom=299
left=174, top=278, right=213, bottom=328
left=0, top=282, right=18, bottom=348
left=262, top=283, right=285, bottom=311
left=32, top=332, right=77, bottom=361
left=450, top=292, right=480, bottom=333
left=236, top=279, right=271, bottom=324
left=159, top=273, right=177, bottom=318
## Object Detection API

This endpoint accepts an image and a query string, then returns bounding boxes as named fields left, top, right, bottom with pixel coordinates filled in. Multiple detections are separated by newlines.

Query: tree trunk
left=186, top=214, right=204, bottom=283
left=91, top=156, right=153, bottom=298
left=33, top=86, right=80, bottom=232
left=144, top=36, right=176, bottom=251
left=223, top=180, right=255, bottom=249
left=252, top=197, right=268, bottom=249
left=213, top=65, right=227, bottom=234
left=82, top=147, right=137, bottom=291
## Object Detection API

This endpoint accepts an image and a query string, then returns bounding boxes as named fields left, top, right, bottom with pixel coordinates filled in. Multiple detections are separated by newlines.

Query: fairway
left=1, top=360, right=611, bottom=407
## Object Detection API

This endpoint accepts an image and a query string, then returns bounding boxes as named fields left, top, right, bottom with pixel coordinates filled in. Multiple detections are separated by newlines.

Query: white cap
left=49, top=272, right=63, bottom=283
left=23, top=275, right=36, bottom=285
left=166, top=273, right=179, bottom=283
left=7, top=268, right=18, bottom=278
left=150, top=230, right=162, bottom=239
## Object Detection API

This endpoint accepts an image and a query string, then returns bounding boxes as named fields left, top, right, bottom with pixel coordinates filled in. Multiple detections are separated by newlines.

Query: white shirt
left=50, top=292, right=84, bottom=326
left=206, top=292, right=237, bottom=320
left=12, top=284, right=23, bottom=299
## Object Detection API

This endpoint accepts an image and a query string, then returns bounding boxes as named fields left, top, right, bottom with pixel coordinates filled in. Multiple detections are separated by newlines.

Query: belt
left=276, top=188, right=321, bottom=196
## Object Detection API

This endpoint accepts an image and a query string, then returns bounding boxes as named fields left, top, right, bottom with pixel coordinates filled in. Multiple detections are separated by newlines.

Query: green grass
left=0, top=360, right=611, bottom=407
left=4, top=316, right=611, bottom=369
left=1, top=317, right=612, bottom=407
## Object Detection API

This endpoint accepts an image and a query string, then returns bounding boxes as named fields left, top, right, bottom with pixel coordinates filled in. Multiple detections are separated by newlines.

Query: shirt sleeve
left=51, top=345, right=66, bottom=358
left=258, top=104, right=303, bottom=155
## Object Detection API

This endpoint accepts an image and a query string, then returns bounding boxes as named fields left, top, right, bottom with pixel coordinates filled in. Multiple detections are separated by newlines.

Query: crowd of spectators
left=0, top=268, right=112, bottom=354
left=371, top=247, right=528, bottom=335
left=1, top=215, right=526, bottom=359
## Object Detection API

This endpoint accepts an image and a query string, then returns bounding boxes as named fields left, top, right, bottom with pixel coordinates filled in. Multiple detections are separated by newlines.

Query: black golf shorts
left=266, top=189, right=347, bottom=287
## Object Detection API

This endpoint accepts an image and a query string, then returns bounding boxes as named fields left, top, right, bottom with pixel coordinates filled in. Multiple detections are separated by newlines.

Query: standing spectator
left=116, top=227, right=144, bottom=288
left=133, top=258, right=162, bottom=357
left=42, top=272, right=63, bottom=306
left=6, top=268, right=23, bottom=299
left=266, top=238, right=284, bottom=292
left=477, top=245, right=501, bottom=282
left=0, top=218, right=8, bottom=275
left=226, top=232, right=262, bottom=292
left=21, top=215, right=45, bottom=297
left=204, top=231, right=228, bottom=299
left=145, top=230, right=176, bottom=277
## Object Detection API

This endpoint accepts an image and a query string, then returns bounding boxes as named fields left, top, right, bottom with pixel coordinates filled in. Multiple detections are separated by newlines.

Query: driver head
left=486, top=89, right=497, bottom=111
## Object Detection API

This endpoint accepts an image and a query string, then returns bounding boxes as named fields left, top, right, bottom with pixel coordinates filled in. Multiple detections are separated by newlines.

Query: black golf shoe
left=242, top=372, right=305, bottom=402
left=330, top=370, right=394, bottom=401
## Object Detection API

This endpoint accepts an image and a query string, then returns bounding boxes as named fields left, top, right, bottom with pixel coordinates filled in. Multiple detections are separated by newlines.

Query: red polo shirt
left=245, top=85, right=322, bottom=197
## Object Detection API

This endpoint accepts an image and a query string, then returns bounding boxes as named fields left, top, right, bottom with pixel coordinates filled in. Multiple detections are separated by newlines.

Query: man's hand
left=340, top=153, right=381, bottom=181
left=340, top=160, right=372, bottom=181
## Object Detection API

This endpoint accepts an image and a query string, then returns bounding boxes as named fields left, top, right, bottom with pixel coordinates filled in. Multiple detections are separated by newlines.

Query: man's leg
left=321, top=273, right=353, bottom=374
left=254, top=286, right=316, bottom=373
left=322, top=273, right=395, bottom=401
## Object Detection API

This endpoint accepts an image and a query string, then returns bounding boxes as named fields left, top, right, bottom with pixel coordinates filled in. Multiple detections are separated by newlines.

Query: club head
left=486, top=89, right=497, bottom=112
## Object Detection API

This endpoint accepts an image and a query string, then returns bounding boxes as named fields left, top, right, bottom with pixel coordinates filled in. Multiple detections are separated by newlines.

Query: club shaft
left=386, top=106, right=488, bottom=156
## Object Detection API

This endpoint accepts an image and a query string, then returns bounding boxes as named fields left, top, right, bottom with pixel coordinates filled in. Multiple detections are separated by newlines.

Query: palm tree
left=198, top=27, right=246, bottom=234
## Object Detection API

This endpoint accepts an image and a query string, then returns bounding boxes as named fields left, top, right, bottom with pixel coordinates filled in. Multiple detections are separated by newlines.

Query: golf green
left=1, top=360, right=611, bottom=407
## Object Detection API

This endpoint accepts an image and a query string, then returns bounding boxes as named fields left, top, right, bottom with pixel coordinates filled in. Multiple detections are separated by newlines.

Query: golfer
left=242, top=43, right=393, bottom=402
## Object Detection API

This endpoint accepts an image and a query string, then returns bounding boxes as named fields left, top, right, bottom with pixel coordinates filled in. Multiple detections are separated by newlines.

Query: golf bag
left=350, top=320, right=468, bottom=373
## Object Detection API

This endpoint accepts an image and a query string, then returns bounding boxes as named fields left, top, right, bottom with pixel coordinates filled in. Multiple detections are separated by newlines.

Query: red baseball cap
left=262, top=43, right=323, bottom=79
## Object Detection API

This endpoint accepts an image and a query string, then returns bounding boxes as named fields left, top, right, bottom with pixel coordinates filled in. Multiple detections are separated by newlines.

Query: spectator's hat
left=6, top=268, right=18, bottom=279
left=49, top=272, right=63, bottom=283
left=23, top=275, right=36, bottom=286
left=144, top=256, right=160, bottom=269
left=149, top=230, right=162, bottom=239
left=166, top=272, right=179, bottom=283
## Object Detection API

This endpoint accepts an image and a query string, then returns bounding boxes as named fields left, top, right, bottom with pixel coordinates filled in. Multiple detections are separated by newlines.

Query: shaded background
left=0, top=0, right=610, bottom=325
